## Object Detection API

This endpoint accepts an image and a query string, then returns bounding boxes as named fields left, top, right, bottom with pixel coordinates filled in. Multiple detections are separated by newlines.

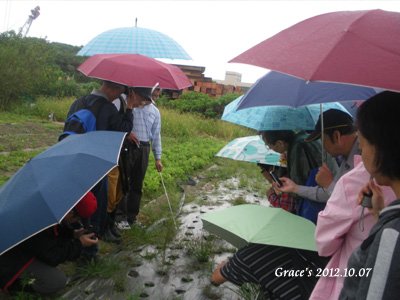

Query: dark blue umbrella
left=0, top=131, right=126, bottom=255
left=237, top=71, right=380, bottom=110
left=77, top=26, right=192, bottom=60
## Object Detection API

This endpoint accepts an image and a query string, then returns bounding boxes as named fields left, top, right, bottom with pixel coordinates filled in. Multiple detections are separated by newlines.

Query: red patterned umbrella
left=230, top=9, right=400, bottom=92
left=78, top=54, right=192, bottom=90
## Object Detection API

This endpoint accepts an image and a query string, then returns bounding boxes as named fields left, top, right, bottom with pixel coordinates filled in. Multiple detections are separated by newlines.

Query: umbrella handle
left=320, top=104, right=325, bottom=164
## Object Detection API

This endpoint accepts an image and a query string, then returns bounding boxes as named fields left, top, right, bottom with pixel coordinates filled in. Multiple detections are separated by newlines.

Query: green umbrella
left=201, top=204, right=316, bottom=251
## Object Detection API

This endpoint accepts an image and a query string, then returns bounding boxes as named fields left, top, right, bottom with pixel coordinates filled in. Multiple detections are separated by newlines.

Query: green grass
left=76, top=256, right=123, bottom=279
left=185, top=237, right=216, bottom=264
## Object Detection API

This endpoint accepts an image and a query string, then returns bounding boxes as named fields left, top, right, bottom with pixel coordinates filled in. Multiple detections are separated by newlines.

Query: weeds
left=76, top=257, right=122, bottom=279
left=231, top=282, right=266, bottom=300
left=232, top=196, right=248, bottom=206
left=185, top=236, right=215, bottom=264
left=202, top=284, right=222, bottom=300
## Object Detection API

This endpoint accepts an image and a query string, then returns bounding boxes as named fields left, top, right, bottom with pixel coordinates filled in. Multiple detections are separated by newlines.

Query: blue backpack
left=58, top=96, right=106, bottom=141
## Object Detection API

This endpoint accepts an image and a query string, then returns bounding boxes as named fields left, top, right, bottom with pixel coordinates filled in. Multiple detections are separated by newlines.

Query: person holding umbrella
left=211, top=129, right=332, bottom=298
left=274, top=109, right=359, bottom=219
left=0, top=192, right=98, bottom=295
left=66, top=80, right=143, bottom=252
left=117, top=85, right=163, bottom=228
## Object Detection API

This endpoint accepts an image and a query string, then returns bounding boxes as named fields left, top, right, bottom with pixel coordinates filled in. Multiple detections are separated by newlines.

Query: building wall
left=173, top=64, right=251, bottom=97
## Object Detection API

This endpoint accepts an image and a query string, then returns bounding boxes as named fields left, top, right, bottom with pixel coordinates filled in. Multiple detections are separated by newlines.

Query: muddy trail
left=58, top=166, right=266, bottom=300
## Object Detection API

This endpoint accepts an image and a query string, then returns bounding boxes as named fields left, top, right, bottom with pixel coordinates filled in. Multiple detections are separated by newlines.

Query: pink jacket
left=310, top=158, right=396, bottom=300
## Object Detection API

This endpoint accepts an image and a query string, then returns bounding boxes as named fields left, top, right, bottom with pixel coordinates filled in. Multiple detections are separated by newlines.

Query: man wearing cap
left=118, top=86, right=163, bottom=228
left=276, top=109, right=359, bottom=202
left=0, top=192, right=98, bottom=295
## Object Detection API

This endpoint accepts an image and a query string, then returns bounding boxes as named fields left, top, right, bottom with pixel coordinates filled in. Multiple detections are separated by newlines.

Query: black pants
left=119, top=143, right=150, bottom=220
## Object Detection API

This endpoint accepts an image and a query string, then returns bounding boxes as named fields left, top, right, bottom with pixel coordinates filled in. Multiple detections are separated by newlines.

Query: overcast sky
left=2, top=1, right=399, bottom=83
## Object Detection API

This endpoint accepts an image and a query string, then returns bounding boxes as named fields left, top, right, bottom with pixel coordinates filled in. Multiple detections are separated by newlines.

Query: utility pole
left=18, top=6, right=40, bottom=37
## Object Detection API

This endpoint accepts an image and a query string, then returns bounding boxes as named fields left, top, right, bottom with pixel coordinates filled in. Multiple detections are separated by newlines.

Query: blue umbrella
left=77, top=26, right=192, bottom=60
left=0, top=131, right=126, bottom=255
left=237, top=71, right=380, bottom=110
left=222, top=96, right=350, bottom=131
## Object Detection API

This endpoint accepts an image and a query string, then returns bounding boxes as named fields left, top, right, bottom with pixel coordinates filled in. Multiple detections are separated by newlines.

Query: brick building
left=172, top=64, right=252, bottom=98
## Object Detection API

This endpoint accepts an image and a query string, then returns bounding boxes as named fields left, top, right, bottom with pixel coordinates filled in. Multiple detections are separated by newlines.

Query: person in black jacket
left=66, top=80, right=143, bottom=244
left=67, top=80, right=135, bottom=132
left=0, top=192, right=98, bottom=295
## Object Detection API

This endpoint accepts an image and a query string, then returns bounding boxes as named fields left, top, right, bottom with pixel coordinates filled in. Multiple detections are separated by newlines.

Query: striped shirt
left=340, top=200, right=400, bottom=300
left=220, top=243, right=327, bottom=299
left=132, top=103, right=162, bottom=160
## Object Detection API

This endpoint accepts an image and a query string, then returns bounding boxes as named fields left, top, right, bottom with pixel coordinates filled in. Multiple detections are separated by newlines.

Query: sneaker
left=110, top=224, right=122, bottom=238
left=116, top=220, right=131, bottom=230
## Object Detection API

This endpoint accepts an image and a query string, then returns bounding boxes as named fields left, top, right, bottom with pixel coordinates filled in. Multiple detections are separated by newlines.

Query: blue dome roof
left=77, top=27, right=191, bottom=60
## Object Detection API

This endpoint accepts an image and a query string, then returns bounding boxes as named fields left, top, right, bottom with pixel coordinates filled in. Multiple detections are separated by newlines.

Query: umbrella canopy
left=201, top=204, right=317, bottom=251
left=237, top=71, right=379, bottom=110
left=0, top=131, right=126, bottom=255
left=215, top=135, right=281, bottom=166
left=77, top=26, right=192, bottom=60
left=222, top=96, right=350, bottom=131
left=77, top=54, right=192, bottom=90
left=230, top=9, right=400, bottom=92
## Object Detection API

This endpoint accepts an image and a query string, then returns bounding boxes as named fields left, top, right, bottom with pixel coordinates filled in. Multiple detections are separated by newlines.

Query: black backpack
left=58, top=96, right=106, bottom=141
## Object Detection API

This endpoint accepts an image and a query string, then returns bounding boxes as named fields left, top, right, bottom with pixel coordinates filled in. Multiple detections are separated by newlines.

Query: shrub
left=158, top=91, right=241, bottom=119
left=0, top=32, right=62, bottom=109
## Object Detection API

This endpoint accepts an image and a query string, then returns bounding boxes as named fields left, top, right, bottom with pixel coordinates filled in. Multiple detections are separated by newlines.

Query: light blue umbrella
left=236, top=71, right=380, bottom=110
left=77, top=26, right=192, bottom=60
left=0, top=131, right=126, bottom=255
left=215, top=135, right=282, bottom=166
left=222, top=96, right=350, bottom=131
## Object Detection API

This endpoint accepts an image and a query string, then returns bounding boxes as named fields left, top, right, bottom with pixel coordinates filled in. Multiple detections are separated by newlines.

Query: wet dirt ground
left=59, top=172, right=268, bottom=300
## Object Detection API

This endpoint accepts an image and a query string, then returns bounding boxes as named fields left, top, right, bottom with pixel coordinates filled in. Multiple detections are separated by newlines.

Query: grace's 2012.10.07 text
left=274, top=267, right=372, bottom=278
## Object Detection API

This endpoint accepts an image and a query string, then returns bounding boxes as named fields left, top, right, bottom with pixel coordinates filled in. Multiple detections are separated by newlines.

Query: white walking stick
left=158, top=172, right=178, bottom=230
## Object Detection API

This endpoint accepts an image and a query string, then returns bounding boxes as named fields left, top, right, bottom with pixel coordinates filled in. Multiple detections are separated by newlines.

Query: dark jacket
left=0, top=225, right=82, bottom=291
left=340, top=200, right=400, bottom=300
left=67, top=94, right=133, bottom=132
left=287, top=131, right=323, bottom=186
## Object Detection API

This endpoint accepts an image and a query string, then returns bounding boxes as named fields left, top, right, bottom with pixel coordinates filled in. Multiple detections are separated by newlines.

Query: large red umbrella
left=230, top=9, right=400, bottom=92
left=77, top=53, right=192, bottom=90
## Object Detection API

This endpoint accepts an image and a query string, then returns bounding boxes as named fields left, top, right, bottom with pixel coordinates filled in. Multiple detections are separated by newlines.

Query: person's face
left=263, top=138, right=286, bottom=154
left=358, top=131, right=389, bottom=185
left=322, top=132, right=340, bottom=157
left=128, top=91, right=149, bottom=107
left=113, top=87, right=126, bottom=100
left=152, top=89, right=161, bottom=101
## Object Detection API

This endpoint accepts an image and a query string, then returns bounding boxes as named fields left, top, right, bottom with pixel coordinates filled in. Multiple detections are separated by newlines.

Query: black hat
left=132, top=87, right=154, bottom=104
left=305, top=109, right=354, bottom=142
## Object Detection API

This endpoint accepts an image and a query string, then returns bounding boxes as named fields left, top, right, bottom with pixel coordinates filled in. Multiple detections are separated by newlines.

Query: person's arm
left=211, top=261, right=228, bottom=285
left=276, top=177, right=331, bottom=202
left=364, top=226, right=400, bottom=299
left=296, top=185, right=331, bottom=202
left=315, top=176, right=354, bottom=256
left=26, top=227, right=83, bottom=266
left=151, top=107, right=163, bottom=172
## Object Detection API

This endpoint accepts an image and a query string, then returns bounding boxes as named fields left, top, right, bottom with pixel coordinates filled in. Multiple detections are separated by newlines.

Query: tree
left=0, top=31, right=61, bottom=109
